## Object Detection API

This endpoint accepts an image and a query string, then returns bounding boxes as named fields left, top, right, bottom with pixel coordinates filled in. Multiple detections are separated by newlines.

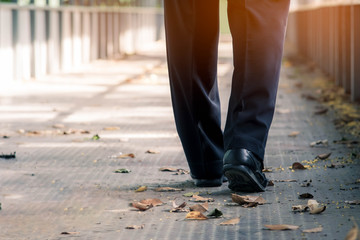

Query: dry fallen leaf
left=61, top=232, right=79, bottom=235
left=314, top=107, right=328, bottom=115
left=135, top=186, right=147, bottom=192
left=159, top=167, right=190, bottom=175
left=264, top=224, right=300, bottom=231
left=302, top=227, right=323, bottom=233
left=146, top=149, right=160, bottom=154
left=292, top=162, right=307, bottom=170
left=155, top=187, right=183, bottom=192
left=189, top=202, right=209, bottom=213
left=183, top=192, right=199, bottom=197
left=170, top=201, right=187, bottom=212
left=298, top=193, right=314, bottom=199
left=273, top=179, right=297, bottom=182
left=103, top=126, right=120, bottom=131
left=288, top=131, right=300, bottom=137
left=307, top=200, right=326, bottom=214
left=190, top=195, right=214, bottom=202
left=310, top=139, right=328, bottom=147
left=345, top=219, right=359, bottom=240
left=232, top=194, right=266, bottom=207
left=53, top=124, right=65, bottom=129
left=132, top=202, right=153, bottom=211
left=267, top=180, right=275, bottom=186
left=220, top=218, right=240, bottom=226
left=345, top=200, right=360, bottom=205
left=118, top=153, right=135, bottom=159
left=276, top=108, right=291, bottom=114
left=185, top=211, right=208, bottom=220
left=140, top=199, right=164, bottom=207
left=125, top=225, right=144, bottom=229
left=292, top=205, right=309, bottom=212
left=159, top=167, right=178, bottom=172
left=316, top=152, right=332, bottom=160
left=262, top=168, right=273, bottom=172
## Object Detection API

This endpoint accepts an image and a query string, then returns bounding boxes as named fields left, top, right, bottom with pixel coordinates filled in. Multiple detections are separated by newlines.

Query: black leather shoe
left=223, top=149, right=268, bottom=192
left=192, top=175, right=228, bottom=187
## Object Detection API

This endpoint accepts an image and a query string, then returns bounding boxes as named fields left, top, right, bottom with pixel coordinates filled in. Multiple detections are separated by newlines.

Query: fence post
left=60, top=10, right=72, bottom=72
left=72, top=10, right=82, bottom=66
left=48, top=9, right=60, bottom=74
left=0, top=6, right=14, bottom=83
left=14, top=8, right=32, bottom=81
left=90, top=11, right=99, bottom=60
left=82, top=11, right=91, bottom=63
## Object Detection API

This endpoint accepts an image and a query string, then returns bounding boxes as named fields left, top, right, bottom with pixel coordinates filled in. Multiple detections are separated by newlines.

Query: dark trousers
left=164, top=0, right=290, bottom=179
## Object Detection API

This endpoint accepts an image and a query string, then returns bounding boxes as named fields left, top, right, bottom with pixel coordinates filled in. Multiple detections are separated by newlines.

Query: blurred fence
left=288, top=0, right=360, bottom=101
left=0, top=0, right=163, bottom=83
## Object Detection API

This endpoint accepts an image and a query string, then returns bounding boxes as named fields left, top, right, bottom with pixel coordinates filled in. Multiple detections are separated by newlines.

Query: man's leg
left=164, top=0, right=224, bottom=186
left=223, top=0, right=290, bottom=191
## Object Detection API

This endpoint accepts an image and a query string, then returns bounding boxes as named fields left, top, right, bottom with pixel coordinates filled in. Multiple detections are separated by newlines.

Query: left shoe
left=192, top=175, right=228, bottom=188
left=223, top=149, right=268, bottom=192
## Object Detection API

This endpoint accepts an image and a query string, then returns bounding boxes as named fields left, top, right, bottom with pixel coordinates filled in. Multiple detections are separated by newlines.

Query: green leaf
left=91, top=134, right=100, bottom=140
left=183, top=192, right=199, bottom=197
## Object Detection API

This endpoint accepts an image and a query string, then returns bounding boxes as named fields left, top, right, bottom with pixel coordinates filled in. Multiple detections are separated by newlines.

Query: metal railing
left=0, top=0, right=164, bottom=83
left=288, top=0, right=360, bottom=102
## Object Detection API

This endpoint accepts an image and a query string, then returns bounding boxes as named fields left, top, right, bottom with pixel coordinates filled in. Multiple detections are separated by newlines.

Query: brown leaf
left=302, top=227, right=323, bottom=233
left=288, top=131, right=300, bottom=137
left=159, top=167, right=190, bottom=175
left=345, top=200, right=360, bottom=205
left=155, top=187, right=183, bottom=192
left=292, top=162, right=306, bottom=170
left=267, top=180, right=275, bottom=186
left=307, top=199, right=326, bottom=214
left=316, top=152, right=332, bottom=160
left=262, top=168, right=273, bottom=172
left=190, top=195, right=214, bottom=202
left=125, top=225, right=144, bottom=229
left=135, top=186, right=147, bottom=192
left=118, top=153, right=135, bottom=159
left=273, top=179, right=297, bottom=182
left=103, top=126, right=120, bottom=131
left=159, top=167, right=178, bottom=172
left=170, top=201, right=187, bottom=212
left=220, top=218, right=241, bottom=226
left=345, top=220, right=359, bottom=240
left=139, top=199, right=164, bottom=207
left=231, top=194, right=266, bottom=206
left=146, top=149, right=160, bottom=154
left=61, top=232, right=79, bottom=235
left=132, top=202, right=153, bottom=211
left=264, top=224, right=300, bottom=231
left=185, top=211, right=208, bottom=220
left=299, top=193, right=314, bottom=199
left=53, top=124, right=65, bottom=129
left=310, top=139, right=328, bottom=147
left=189, top=202, right=209, bottom=213
left=314, top=107, right=328, bottom=115
left=276, top=108, right=291, bottom=114
left=292, top=205, right=309, bottom=212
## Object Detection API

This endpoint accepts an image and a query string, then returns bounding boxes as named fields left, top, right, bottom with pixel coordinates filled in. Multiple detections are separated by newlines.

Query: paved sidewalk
left=0, top=40, right=359, bottom=240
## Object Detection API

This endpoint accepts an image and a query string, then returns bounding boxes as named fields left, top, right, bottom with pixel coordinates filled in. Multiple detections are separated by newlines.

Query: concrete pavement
left=0, top=39, right=359, bottom=240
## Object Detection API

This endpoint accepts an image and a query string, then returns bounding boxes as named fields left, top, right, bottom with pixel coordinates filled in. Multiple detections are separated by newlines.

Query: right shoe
left=223, top=149, right=268, bottom=192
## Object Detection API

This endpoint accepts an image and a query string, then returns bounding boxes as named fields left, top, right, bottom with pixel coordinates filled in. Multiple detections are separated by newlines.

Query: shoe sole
left=224, top=165, right=266, bottom=192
